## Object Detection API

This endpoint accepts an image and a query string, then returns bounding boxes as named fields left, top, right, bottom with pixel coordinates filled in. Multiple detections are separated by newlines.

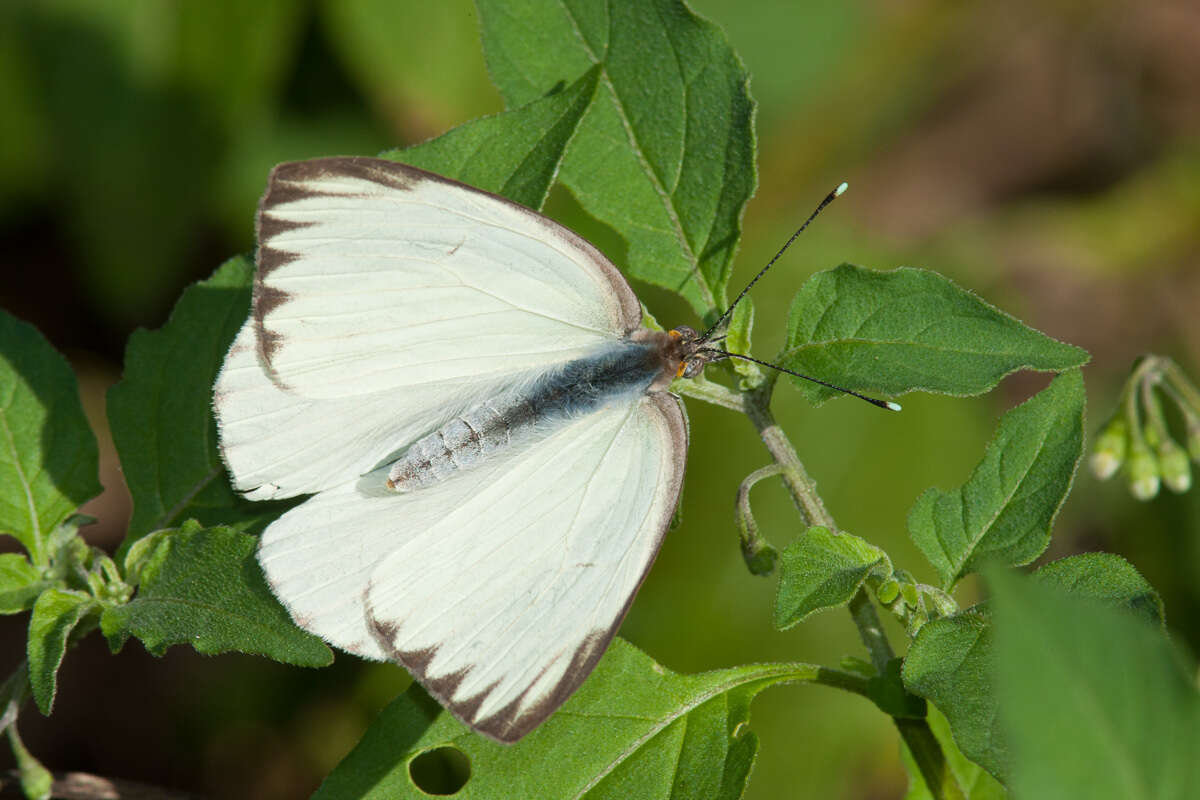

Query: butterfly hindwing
left=255, top=392, right=685, bottom=741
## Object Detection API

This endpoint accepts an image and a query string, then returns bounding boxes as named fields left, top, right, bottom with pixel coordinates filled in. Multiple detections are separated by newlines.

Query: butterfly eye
left=681, top=359, right=706, bottom=379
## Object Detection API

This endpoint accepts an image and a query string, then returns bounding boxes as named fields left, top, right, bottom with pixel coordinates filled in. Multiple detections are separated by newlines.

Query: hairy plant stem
left=739, top=386, right=965, bottom=800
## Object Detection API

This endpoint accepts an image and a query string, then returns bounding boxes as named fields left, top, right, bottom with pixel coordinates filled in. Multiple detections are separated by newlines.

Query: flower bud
left=1188, top=422, right=1200, bottom=463
left=1127, top=440, right=1160, bottom=500
left=876, top=579, right=900, bottom=605
left=1157, top=439, right=1192, bottom=493
left=1090, top=416, right=1128, bottom=480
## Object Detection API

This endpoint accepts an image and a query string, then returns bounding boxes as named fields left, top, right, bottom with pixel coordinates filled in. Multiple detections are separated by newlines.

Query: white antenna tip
left=835, top=182, right=849, bottom=197
left=885, top=401, right=902, bottom=412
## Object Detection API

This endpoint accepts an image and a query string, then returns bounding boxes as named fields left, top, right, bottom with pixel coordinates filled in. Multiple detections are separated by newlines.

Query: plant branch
left=738, top=387, right=964, bottom=800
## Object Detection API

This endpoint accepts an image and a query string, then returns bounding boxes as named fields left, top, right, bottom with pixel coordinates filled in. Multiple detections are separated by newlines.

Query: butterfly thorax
left=385, top=334, right=679, bottom=492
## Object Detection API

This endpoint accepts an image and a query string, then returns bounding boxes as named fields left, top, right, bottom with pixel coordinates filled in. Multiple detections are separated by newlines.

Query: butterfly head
left=668, top=326, right=728, bottom=379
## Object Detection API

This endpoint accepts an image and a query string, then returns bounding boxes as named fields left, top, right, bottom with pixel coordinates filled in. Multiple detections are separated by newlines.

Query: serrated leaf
left=27, top=588, right=94, bottom=715
left=775, top=526, right=892, bottom=629
left=107, top=257, right=295, bottom=554
left=99, top=523, right=331, bottom=666
left=908, top=370, right=1085, bottom=589
left=0, top=310, right=101, bottom=565
left=902, top=553, right=1164, bottom=783
left=0, top=552, right=46, bottom=614
left=315, top=639, right=819, bottom=800
left=383, top=65, right=600, bottom=210
left=990, top=569, right=1199, bottom=800
left=478, top=0, right=756, bottom=317
left=782, top=265, right=1089, bottom=404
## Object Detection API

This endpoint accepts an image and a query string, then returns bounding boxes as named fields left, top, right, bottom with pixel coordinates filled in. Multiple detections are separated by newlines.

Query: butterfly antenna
left=701, top=181, right=848, bottom=342
left=701, top=348, right=901, bottom=411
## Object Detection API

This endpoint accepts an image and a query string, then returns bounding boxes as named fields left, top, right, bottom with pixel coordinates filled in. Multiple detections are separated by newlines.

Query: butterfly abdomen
left=386, top=337, right=671, bottom=492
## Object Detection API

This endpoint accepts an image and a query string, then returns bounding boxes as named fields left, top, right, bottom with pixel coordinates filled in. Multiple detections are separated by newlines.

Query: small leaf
left=0, top=552, right=45, bottom=614
left=990, top=569, right=1199, bottom=800
left=99, top=523, right=331, bottom=666
left=775, top=526, right=892, bottom=629
left=908, top=370, right=1085, bottom=589
left=725, top=298, right=762, bottom=384
left=0, top=310, right=102, bottom=565
left=478, top=0, right=757, bottom=317
left=107, top=257, right=295, bottom=555
left=902, top=553, right=1164, bottom=783
left=783, top=265, right=1089, bottom=404
left=316, top=639, right=816, bottom=800
left=27, top=588, right=94, bottom=715
left=383, top=65, right=600, bottom=210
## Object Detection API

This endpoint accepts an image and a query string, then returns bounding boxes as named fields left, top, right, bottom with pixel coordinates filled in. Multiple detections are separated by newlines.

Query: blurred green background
left=2, top=0, right=1198, bottom=797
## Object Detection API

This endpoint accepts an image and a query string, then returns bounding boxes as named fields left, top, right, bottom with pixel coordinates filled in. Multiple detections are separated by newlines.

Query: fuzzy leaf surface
left=783, top=265, right=1089, bottom=405
left=775, top=526, right=891, bottom=629
left=0, top=552, right=45, bottom=614
left=908, top=370, right=1085, bottom=589
left=27, top=588, right=94, bottom=714
left=100, top=523, right=331, bottom=666
left=0, top=311, right=101, bottom=564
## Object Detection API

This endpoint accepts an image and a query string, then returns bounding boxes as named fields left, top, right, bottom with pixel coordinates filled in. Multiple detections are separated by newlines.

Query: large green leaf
left=27, top=588, right=95, bottom=715
left=107, top=257, right=291, bottom=553
left=783, top=265, right=1089, bottom=404
left=384, top=64, right=600, bottom=209
left=100, top=523, right=331, bottom=667
left=0, top=310, right=101, bottom=565
left=478, top=0, right=756, bottom=317
left=774, top=526, right=892, bottom=629
left=902, top=553, right=1164, bottom=783
left=990, top=568, right=1198, bottom=800
left=316, top=639, right=827, bottom=799
left=908, top=370, right=1085, bottom=589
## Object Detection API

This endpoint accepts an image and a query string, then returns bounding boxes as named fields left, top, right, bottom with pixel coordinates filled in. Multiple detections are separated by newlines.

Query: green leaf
left=6, top=721, right=52, bottom=800
left=107, top=257, right=295, bottom=555
left=0, top=552, right=45, bottom=614
left=1031, top=551, right=1164, bottom=626
left=27, top=588, right=94, bottom=715
left=902, top=705, right=1006, bottom=800
left=383, top=65, right=600, bottom=210
left=990, top=569, right=1199, bottom=800
left=902, top=553, right=1164, bottom=783
left=774, top=526, right=892, bottom=629
left=783, top=265, right=1089, bottom=404
left=908, top=370, right=1085, bottom=589
left=478, top=0, right=756, bottom=317
left=902, top=606, right=1004, bottom=779
left=316, top=639, right=819, bottom=800
left=99, top=523, right=331, bottom=666
left=0, top=310, right=101, bottom=565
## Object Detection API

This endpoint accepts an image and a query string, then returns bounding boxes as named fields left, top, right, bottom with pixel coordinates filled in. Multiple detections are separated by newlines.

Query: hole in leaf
left=408, top=746, right=471, bottom=795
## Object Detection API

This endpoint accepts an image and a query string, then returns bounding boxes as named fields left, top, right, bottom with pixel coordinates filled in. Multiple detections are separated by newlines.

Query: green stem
left=736, top=386, right=963, bottom=800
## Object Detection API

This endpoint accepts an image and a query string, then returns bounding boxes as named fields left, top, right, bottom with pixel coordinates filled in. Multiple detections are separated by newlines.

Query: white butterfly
left=213, top=157, right=723, bottom=742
